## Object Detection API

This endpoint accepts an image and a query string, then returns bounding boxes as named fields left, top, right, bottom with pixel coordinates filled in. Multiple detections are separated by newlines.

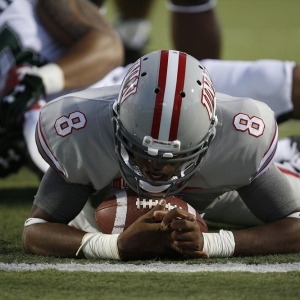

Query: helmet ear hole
left=154, top=87, right=160, bottom=94
left=180, top=91, right=186, bottom=98
left=197, top=80, right=202, bottom=86
left=141, top=72, right=147, bottom=77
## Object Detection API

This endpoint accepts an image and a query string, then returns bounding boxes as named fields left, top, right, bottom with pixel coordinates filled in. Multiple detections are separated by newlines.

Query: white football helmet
left=113, top=50, right=217, bottom=197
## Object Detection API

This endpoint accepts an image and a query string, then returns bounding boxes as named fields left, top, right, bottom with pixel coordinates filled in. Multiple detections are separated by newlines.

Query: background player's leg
left=169, top=0, right=222, bottom=60
left=202, top=59, right=296, bottom=123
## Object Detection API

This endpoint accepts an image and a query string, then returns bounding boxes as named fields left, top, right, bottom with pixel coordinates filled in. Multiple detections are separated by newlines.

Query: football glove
left=0, top=65, right=45, bottom=130
left=0, top=63, right=64, bottom=131
left=0, top=129, right=27, bottom=178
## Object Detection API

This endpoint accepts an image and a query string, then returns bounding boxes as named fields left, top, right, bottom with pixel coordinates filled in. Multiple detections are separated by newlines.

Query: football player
left=22, top=50, right=300, bottom=260
left=0, top=0, right=124, bottom=177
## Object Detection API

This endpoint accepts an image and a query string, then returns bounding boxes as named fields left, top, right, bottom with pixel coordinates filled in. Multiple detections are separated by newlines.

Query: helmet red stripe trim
left=202, top=77, right=214, bottom=114
left=169, top=52, right=187, bottom=141
left=151, top=50, right=169, bottom=139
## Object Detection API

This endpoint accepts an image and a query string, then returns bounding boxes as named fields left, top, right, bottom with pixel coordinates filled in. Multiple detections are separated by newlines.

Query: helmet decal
left=120, top=59, right=141, bottom=104
left=202, top=68, right=216, bottom=120
left=151, top=50, right=187, bottom=141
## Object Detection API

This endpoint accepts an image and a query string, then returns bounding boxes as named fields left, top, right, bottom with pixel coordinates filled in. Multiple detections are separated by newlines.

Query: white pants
left=93, top=59, right=296, bottom=118
left=202, top=59, right=295, bottom=118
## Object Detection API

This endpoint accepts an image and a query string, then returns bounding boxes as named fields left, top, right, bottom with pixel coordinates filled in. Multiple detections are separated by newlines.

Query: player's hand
left=117, top=199, right=182, bottom=260
left=158, top=208, right=209, bottom=259
left=0, top=65, right=45, bottom=130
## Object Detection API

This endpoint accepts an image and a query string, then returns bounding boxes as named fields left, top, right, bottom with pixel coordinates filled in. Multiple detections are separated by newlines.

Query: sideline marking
left=1, top=262, right=300, bottom=273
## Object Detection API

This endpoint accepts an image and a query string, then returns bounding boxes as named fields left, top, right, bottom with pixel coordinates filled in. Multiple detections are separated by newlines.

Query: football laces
left=135, top=198, right=182, bottom=210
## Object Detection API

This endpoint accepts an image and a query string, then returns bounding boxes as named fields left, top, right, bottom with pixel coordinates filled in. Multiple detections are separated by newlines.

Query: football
left=95, top=189, right=208, bottom=234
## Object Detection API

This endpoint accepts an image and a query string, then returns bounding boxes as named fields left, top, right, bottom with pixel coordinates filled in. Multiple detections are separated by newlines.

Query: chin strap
left=139, top=179, right=171, bottom=194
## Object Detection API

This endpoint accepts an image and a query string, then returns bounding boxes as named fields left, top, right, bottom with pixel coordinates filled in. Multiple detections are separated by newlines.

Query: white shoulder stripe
left=37, top=119, right=66, bottom=177
left=253, top=122, right=278, bottom=180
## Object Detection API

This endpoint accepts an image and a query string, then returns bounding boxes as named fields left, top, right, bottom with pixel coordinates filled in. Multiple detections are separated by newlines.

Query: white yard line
left=1, top=262, right=300, bottom=273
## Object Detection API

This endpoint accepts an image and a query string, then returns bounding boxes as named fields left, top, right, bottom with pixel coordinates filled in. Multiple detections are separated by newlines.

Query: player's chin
left=144, top=171, right=169, bottom=182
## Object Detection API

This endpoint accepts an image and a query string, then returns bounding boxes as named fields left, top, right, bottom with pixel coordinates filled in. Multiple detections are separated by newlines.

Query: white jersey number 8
left=233, top=113, right=265, bottom=137
left=55, top=111, right=87, bottom=137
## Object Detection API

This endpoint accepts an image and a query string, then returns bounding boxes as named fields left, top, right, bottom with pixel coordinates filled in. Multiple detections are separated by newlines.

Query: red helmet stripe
left=151, top=50, right=169, bottom=139
left=169, top=52, right=187, bottom=140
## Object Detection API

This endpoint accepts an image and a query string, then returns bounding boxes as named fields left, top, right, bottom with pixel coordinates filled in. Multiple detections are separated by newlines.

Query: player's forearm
left=55, top=29, right=124, bottom=90
left=233, top=217, right=300, bottom=256
left=22, top=223, right=86, bottom=258
left=292, top=65, right=300, bottom=119
left=37, top=0, right=124, bottom=91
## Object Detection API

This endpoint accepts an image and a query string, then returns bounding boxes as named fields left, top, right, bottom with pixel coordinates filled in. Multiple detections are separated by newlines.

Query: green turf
left=1, top=0, right=300, bottom=299
left=2, top=269, right=299, bottom=300
left=1, top=271, right=300, bottom=300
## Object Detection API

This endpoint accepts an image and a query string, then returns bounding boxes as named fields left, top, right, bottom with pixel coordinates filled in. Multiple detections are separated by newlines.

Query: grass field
left=1, top=0, right=300, bottom=299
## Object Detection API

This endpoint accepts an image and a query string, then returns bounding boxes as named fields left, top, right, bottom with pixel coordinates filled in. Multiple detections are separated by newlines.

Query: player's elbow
left=82, top=30, right=125, bottom=78
left=22, top=226, right=37, bottom=255
left=101, top=32, right=125, bottom=68
left=92, top=29, right=124, bottom=68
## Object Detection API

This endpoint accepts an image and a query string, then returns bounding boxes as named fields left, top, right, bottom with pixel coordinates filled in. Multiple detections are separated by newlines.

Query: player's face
left=133, top=148, right=183, bottom=182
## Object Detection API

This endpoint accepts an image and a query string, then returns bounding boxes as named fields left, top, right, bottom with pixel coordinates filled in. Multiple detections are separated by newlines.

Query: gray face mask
left=122, top=145, right=172, bottom=193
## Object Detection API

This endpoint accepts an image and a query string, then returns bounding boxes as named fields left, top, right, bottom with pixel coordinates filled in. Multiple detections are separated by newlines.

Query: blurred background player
left=111, top=0, right=222, bottom=64
left=0, top=0, right=222, bottom=178
left=0, top=0, right=124, bottom=177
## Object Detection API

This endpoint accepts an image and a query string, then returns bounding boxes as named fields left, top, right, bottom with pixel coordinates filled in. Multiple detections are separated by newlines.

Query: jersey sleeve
left=33, top=167, right=94, bottom=223
left=252, top=120, right=278, bottom=180
left=237, top=163, right=300, bottom=222
left=35, top=86, right=121, bottom=189
left=36, top=115, right=66, bottom=177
